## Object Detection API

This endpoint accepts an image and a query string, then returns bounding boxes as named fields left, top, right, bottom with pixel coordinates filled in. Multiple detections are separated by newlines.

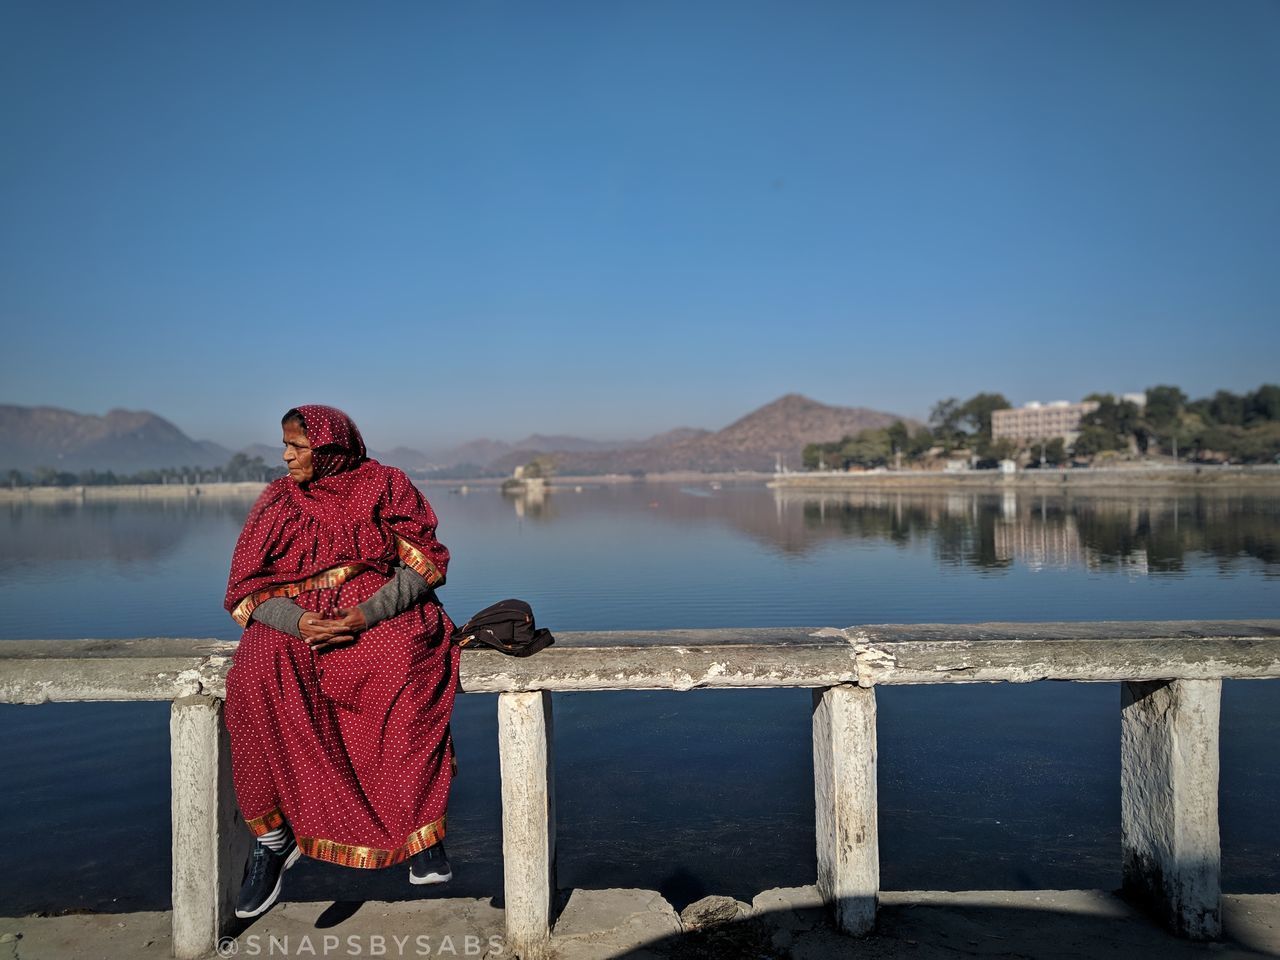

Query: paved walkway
left=2, top=888, right=1277, bottom=959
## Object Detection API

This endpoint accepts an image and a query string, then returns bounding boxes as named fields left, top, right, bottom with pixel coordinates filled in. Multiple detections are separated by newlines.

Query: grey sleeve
left=358, top=565, right=432, bottom=627
left=251, top=598, right=305, bottom=638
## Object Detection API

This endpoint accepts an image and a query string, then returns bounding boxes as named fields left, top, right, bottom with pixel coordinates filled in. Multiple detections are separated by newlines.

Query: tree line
left=5, top=452, right=284, bottom=488
left=803, top=384, right=1280, bottom=471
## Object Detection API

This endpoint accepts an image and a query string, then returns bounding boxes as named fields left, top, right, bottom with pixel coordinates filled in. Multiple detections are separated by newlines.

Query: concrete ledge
left=2, top=621, right=1277, bottom=701
left=2, top=890, right=1277, bottom=959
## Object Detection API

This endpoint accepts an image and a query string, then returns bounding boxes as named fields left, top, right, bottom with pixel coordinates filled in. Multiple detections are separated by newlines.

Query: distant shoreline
left=4, top=464, right=1276, bottom=503
left=0, top=472, right=775, bottom=503
left=444, top=471, right=774, bottom=489
left=768, top=464, right=1280, bottom=491
left=0, top=481, right=269, bottom=503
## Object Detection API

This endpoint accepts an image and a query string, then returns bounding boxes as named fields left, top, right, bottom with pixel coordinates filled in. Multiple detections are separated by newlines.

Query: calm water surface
left=1, top=483, right=1277, bottom=913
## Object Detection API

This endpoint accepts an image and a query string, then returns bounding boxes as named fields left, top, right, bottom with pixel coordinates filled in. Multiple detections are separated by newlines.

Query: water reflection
left=0, top=496, right=257, bottom=574
left=487, top=482, right=1280, bottom=579
left=775, top=489, right=1280, bottom=576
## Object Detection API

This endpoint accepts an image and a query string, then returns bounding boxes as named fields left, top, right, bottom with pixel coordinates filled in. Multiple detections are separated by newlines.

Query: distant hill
left=486, top=394, right=911, bottom=475
left=635, top=427, right=712, bottom=448
left=1, top=394, right=912, bottom=478
left=0, top=405, right=230, bottom=473
left=434, top=438, right=514, bottom=470
left=430, top=433, right=623, bottom=471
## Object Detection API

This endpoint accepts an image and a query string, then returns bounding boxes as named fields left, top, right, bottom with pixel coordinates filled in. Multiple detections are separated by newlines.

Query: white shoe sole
left=409, top=866, right=453, bottom=886
left=235, top=845, right=301, bottom=919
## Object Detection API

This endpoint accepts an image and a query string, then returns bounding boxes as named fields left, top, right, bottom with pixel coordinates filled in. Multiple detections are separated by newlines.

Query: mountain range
left=0, top=395, right=910, bottom=477
left=0, top=406, right=231, bottom=473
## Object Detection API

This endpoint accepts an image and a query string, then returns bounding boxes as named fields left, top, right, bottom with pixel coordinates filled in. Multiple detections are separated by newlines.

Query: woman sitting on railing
left=223, top=404, right=457, bottom=919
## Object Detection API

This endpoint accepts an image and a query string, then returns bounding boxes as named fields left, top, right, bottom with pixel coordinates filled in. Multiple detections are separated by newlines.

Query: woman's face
left=282, top=421, right=315, bottom=484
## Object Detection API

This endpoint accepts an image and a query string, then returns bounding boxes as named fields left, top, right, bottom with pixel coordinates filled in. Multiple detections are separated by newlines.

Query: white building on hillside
left=992, top=400, right=1099, bottom=445
left=992, top=393, right=1147, bottom=446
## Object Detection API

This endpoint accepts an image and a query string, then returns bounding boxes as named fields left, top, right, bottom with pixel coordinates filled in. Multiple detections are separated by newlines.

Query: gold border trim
left=230, top=563, right=368, bottom=627
left=396, top=537, right=444, bottom=586
left=296, top=815, right=447, bottom=869
left=244, top=807, right=286, bottom=837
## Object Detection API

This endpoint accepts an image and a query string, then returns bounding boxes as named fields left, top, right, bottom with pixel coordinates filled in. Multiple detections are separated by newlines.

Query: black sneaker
left=409, top=841, right=452, bottom=885
left=235, top=838, right=301, bottom=919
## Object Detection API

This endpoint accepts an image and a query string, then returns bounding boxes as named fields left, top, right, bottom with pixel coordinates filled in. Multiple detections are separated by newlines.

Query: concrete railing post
left=498, top=691, right=557, bottom=958
left=1121, top=678, right=1222, bottom=939
left=170, top=694, right=251, bottom=959
left=812, top=684, right=879, bottom=935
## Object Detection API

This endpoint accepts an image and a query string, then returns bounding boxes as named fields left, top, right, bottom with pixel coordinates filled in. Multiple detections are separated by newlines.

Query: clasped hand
left=298, top=607, right=368, bottom=653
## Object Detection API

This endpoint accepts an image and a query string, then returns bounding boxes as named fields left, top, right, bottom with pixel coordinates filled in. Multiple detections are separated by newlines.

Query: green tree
left=908, top=426, right=935, bottom=458
left=1247, top=384, right=1280, bottom=424
left=1080, top=395, right=1143, bottom=453
left=1208, top=390, right=1245, bottom=426
left=1042, top=437, right=1067, bottom=465
left=1144, top=385, right=1186, bottom=431
left=978, top=437, right=1017, bottom=462
left=961, top=393, right=1011, bottom=441
left=886, top=421, right=910, bottom=457
left=929, top=398, right=967, bottom=450
left=841, top=429, right=892, bottom=468
left=1072, top=425, right=1116, bottom=458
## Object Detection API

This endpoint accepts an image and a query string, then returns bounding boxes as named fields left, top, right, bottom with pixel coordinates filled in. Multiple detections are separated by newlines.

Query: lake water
left=1, top=482, right=1277, bottom=914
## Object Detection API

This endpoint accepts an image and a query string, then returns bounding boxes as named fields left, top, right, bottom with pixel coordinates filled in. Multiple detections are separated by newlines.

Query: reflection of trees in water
left=473, top=484, right=1280, bottom=575
left=797, top=495, right=1012, bottom=571
left=777, top=490, right=1280, bottom=575
left=0, top=498, right=257, bottom=574
left=1069, top=494, right=1280, bottom=573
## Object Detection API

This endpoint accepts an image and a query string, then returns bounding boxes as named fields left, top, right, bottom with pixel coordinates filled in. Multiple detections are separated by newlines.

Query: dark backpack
left=454, top=599, right=555, bottom=657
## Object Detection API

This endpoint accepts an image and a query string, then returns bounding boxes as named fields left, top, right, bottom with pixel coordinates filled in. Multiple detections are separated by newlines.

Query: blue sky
left=2, top=1, right=1276, bottom=452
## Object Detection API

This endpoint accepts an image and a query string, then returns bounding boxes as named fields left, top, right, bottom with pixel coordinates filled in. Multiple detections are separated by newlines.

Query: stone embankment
left=769, top=464, right=1280, bottom=491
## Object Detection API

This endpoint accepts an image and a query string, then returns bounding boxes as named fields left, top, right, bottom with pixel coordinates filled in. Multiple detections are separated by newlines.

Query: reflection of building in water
left=1086, top=546, right=1150, bottom=576
left=1001, top=491, right=1018, bottom=521
left=994, top=516, right=1085, bottom=571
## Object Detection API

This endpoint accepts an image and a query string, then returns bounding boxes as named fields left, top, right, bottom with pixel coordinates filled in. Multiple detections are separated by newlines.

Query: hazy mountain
left=239, top=443, right=282, bottom=464
left=0, top=405, right=230, bottom=473
left=709, top=393, right=907, bottom=460
left=433, top=438, right=514, bottom=469
left=2, top=394, right=910, bottom=478
left=635, top=427, right=712, bottom=448
left=428, top=434, right=622, bottom=470
left=511, top=434, right=624, bottom=453
left=485, top=394, right=911, bottom=475
left=376, top=446, right=436, bottom=471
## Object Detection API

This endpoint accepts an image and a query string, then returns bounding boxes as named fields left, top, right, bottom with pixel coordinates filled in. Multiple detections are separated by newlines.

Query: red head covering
left=224, top=406, right=448, bottom=618
left=289, top=404, right=368, bottom=480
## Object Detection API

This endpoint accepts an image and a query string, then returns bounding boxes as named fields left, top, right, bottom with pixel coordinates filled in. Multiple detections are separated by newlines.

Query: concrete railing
left=3, top=620, right=1279, bottom=959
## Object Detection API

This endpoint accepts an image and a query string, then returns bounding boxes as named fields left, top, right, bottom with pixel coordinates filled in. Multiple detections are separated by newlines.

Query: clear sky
left=2, top=1, right=1277, bottom=452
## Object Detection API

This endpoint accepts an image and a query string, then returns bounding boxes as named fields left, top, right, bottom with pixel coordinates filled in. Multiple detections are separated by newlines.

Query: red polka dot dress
left=223, top=405, right=458, bottom=869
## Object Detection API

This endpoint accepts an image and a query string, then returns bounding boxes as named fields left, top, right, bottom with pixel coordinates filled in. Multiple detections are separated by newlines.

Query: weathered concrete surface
left=846, top=621, right=1280, bottom=686
left=0, top=639, right=236, bottom=703
left=170, top=695, right=252, bottom=959
left=498, top=691, right=557, bottom=958
left=1121, top=678, right=1222, bottom=939
left=4, top=622, right=1277, bottom=701
left=551, top=889, right=681, bottom=959
left=812, top=685, right=878, bottom=935
left=2, top=890, right=1277, bottom=959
